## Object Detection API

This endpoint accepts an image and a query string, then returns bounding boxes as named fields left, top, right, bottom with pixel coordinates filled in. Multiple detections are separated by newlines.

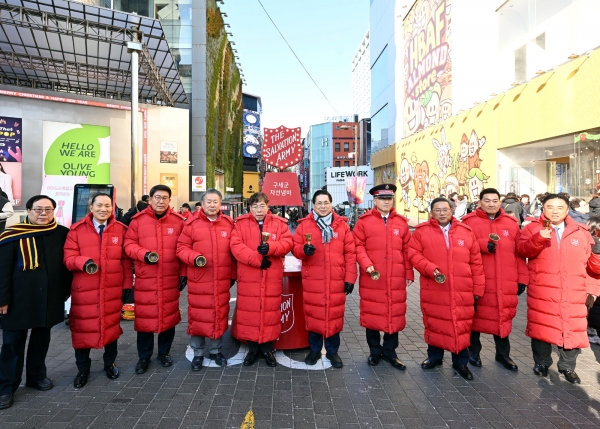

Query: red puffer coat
left=461, top=209, right=528, bottom=338
left=124, top=207, right=184, bottom=333
left=64, top=214, right=133, bottom=349
left=291, top=213, right=357, bottom=337
left=231, top=213, right=293, bottom=343
left=517, top=215, right=600, bottom=349
left=353, top=208, right=414, bottom=334
left=408, top=218, right=485, bottom=353
left=176, top=209, right=236, bottom=339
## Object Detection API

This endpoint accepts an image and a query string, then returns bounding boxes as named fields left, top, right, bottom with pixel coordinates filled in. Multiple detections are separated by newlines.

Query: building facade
left=351, top=31, right=371, bottom=122
left=332, top=122, right=361, bottom=168
left=306, top=123, right=333, bottom=204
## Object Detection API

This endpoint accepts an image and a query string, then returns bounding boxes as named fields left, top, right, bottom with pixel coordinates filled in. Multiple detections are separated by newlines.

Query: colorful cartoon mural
left=404, top=0, right=452, bottom=136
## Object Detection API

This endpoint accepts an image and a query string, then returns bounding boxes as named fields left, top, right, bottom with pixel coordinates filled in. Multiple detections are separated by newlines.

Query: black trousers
left=74, top=340, right=118, bottom=373
left=247, top=341, right=274, bottom=354
left=531, top=338, right=581, bottom=371
left=0, top=327, right=51, bottom=395
left=469, top=331, right=511, bottom=358
left=137, top=327, right=175, bottom=359
left=427, top=344, right=469, bottom=366
left=365, top=328, right=399, bottom=359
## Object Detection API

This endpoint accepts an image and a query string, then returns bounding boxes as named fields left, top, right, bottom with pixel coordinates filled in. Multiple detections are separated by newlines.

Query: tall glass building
left=307, top=123, right=333, bottom=206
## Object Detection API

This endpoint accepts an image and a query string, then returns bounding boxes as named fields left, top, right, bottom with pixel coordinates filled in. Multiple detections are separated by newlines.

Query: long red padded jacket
left=353, top=208, right=414, bottom=334
left=64, top=214, right=133, bottom=349
left=461, top=208, right=528, bottom=338
left=408, top=218, right=485, bottom=353
left=230, top=213, right=293, bottom=343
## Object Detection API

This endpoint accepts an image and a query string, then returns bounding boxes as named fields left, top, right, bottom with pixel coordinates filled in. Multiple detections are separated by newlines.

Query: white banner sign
left=192, top=175, right=207, bottom=192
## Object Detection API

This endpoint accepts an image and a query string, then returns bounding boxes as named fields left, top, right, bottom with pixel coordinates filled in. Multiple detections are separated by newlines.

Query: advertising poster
left=191, top=175, right=207, bottom=192
left=42, top=121, right=110, bottom=184
left=403, top=0, right=452, bottom=136
left=160, top=173, right=178, bottom=195
left=40, top=175, right=88, bottom=228
left=243, top=110, right=261, bottom=158
left=0, top=116, right=23, bottom=206
left=160, top=140, right=178, bottom=164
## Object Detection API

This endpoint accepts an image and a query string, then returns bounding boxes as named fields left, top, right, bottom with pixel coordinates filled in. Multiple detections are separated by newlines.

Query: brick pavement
left=1, top=274, right=600, bottom=429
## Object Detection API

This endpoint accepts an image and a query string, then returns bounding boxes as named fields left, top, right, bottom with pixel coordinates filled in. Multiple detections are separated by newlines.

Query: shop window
left=335, top=143, right=340, bottom=152
left=344, top=142, right=349, bottom=151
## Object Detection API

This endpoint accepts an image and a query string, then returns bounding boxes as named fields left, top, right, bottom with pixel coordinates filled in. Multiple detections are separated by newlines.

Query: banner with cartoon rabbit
left=404, top=0, right=452, bottom=136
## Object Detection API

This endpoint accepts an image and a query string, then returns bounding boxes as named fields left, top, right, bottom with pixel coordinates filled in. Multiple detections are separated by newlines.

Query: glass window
left=371, top=105, right=388, bottom=153
left=371, top=45, right=388, bottom=100
left=335, top=143, right=340, bottom=152
left=344, top=142, right=349, bottom=151
left=335, top=161, right=340, bottom=167
left=344, top=161, right=350, bottom=167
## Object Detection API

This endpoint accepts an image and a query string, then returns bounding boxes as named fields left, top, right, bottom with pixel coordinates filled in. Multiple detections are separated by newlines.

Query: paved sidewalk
left=1, top=276, right=600, bottom=429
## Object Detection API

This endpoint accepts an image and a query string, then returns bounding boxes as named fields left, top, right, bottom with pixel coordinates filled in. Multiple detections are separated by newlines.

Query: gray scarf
left=313, top=211, right=334, bottom=244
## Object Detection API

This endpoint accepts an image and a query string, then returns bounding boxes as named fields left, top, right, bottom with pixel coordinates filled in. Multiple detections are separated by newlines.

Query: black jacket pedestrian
left=0, top=226, right=72, bottom=330
left=589, top=198, right=600, bottom=217
left=501, top=198, right=523, bottom=224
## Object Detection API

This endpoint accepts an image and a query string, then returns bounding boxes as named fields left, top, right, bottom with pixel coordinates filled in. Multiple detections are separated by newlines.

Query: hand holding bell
left=258, top=232, right=270, bottom=255
left=489, top=233, right=500, bottom=242
left=370, top=270, right=381, bottom=281
left=305, top=233, right=312, bottom=245
left=84, top=260, right=98, bottom=275
left=145, top=252, right=159, bottom=264
left=433, top=269, right=446, bottom=283
left=195, top=255, right=207, bottom=267
left=540, top=220, right=552, bottom=239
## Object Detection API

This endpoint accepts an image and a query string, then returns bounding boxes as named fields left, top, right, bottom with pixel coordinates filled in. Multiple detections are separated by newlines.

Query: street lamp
left=338, top=125, right=359, bottom=226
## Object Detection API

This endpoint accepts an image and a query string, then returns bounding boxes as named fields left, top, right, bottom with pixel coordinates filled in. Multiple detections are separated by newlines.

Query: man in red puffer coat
left=517, top=193, right=600, bottom=384
left=231, top=192, right=293, bottom=368
left=124, top=185, right=185, bottom=374
left=461, top=188, right=528, bottom=372
left=64, top=193, right=132, bottom=388
left=177, top=189, right=236, bottom=370
left=353, top=184, right=413, bottom=370
left=408, top=197, right=485, bottom=381
left=292, top=190, right=357, bottom=369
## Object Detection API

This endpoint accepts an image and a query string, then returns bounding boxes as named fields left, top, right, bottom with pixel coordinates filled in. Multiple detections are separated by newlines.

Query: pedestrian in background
left=63, top=193, right=133, bottom=388
left=353, top=184, right=413, bottom=370
left=124, top=185, right=185, bottom=374
left=517, top=193, right=600, bottom=383
left=177, top=189, right=235, bottom=369
left=408, top=197, right=485, bottom=381
left=0, top=195, right=72, bottom=409
left=0, top=187, right=13, bottom=233
left=231, top=192, right=293, bottom=367
left=121, top=195, right=149, bottom=226
left=585, top=215, right=600, bottom=345
left=461, top=188, right=528, bottom=372
left=292, top=190, right=357, bottom=368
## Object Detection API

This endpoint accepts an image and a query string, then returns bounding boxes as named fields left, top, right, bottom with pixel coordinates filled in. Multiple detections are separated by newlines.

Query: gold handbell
left=85, top=262, right=98, bottom=274
left=261, top=232, right=271, bottom=244
left=489, top=233, right=500, bottom=242
left=543, top=219, right=551, bottom=229
left=148, top=252, right=159, bottom=263
left=305, top=233, right=312, bottom=245
left=370, top=270, right=380, bottom=280
left=195, top=255, right=207, bottom=267
left=434, top=273, right=446, bottom=284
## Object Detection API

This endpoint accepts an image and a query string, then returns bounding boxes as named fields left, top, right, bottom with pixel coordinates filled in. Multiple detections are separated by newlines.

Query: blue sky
left=221, top=0, right=370, bottom=135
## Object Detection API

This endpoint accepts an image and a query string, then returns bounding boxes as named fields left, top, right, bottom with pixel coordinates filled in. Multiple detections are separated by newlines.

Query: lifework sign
left=262, top=126, right=302, bottom=170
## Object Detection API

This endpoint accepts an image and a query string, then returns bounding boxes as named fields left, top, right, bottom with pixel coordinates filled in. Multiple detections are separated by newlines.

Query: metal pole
left=128, top=30, right=142, bottom=208
left=354, top=125, right=358, bottom=226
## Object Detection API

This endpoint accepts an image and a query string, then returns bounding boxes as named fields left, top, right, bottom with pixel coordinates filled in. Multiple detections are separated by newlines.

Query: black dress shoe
left=421, top=358, right=443, bottom=369
left=452, top=364, right=474, bottom=380
left=495, top=355, right=518, bottom=371
left=367, top=354, right=381, bottom=366
left=326, top=352, right=343, bottom=368
left=263, top=351, right=278, bottom=367
left=243, top=351, right=259, bottom=366
left=105, top=363, right=120, bottom=379
left=0, top=393, right=14, bottom=410
left=468, top=355, right=482, bottom=367
left=382, top=355, right=406, bottom=370
left=191, top=356, right=204, bottom=371
left=558, top=369, right=581, bottom=384
left=26, top=377, right=54, bottom=391
left=209, top=352, right=227, bottom=367
left=157, top=354, right=173, bottom=367
left=304, top=350, right=321, bottom=365
left=533, top=364, right=548, bottom=377
left=73, top=371, right=89, bottom=388
left=135, top=358, right=150, bottom=374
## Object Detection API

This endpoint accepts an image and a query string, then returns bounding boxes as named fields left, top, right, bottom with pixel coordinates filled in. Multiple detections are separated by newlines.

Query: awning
left=0, top=0, right=188, bottom=106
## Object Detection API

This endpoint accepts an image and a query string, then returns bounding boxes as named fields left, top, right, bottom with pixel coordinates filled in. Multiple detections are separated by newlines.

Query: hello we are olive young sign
left=42, top=121, right=111, bottom=183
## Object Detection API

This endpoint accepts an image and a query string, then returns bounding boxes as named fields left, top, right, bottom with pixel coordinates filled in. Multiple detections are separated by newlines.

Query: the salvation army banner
left=262, top=126, right=301, bottom=170
left=41, top=175, right=88, bottom=227
left=261, top=172, right=302, bottom=206
left=42, top=121, right=110, bottom=184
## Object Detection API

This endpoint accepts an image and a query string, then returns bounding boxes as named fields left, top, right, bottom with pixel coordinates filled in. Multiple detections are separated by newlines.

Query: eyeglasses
left=31, top=208, right=54, bottom=214
left=153, top=195, right=170, bottom=202
left=432, top=208, right=451, bottom=214
left=251, top=204, right=267, bottom=210
left=315, top=202, right=331, bottom=207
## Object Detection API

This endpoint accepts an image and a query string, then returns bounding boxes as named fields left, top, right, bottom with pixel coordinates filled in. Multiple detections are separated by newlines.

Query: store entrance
left=546, top=157, right=571, bottom=194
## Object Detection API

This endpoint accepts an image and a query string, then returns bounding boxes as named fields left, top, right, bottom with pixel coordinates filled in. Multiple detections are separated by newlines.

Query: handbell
left=305, top=233, right=312, bottom=245
left=195, top=255, right=207, bottom=267
left=148, top=252, right=159, bottom=263
left=85, top=262, right=98, bottom=275
left=489, top=233, right=500, bottom=242
left=543, top=219, right=551, bottom=229
left=434, top=273, right=446, bottom=284
left=261, top=232, right=271, bottom=244
left=370, top=270, right=381, bottom=280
